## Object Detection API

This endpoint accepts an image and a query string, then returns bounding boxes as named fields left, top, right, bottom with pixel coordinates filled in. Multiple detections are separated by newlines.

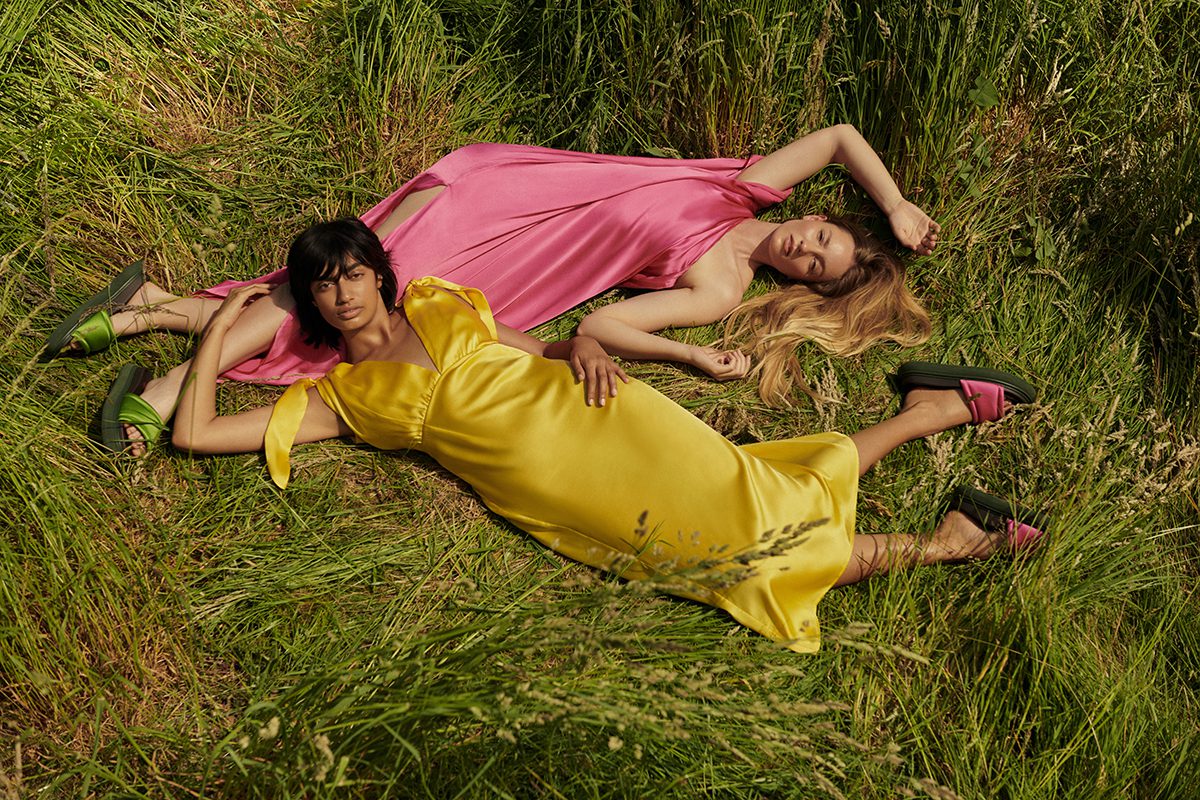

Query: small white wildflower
left=257, top=716, right=280, bottom=740
left=312, top=734, right=334, bottom=782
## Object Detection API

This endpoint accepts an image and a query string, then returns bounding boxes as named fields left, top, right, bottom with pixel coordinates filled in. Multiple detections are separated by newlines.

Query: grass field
left=2, top=0, right=1199, bottom=797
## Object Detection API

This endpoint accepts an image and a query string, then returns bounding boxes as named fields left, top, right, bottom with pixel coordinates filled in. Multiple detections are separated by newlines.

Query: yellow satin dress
left=266, top=277, right=858, bottom=652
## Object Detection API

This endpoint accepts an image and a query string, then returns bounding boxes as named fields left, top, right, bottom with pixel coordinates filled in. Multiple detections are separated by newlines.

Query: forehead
left=313, top=258, right=368, bottom=281
left=825, top=223, right=855, bottom=254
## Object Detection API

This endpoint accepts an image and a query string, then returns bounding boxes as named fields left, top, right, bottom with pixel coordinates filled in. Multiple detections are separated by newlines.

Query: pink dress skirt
left=201, top=143, right=790, bottom=384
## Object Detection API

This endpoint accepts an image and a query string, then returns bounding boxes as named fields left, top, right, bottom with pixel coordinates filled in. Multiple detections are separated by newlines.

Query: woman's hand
left=206, top=283, right=275, bottom=336
left=689, top=346, right=751, bottom=381
left=888, top=200, right=941, bottom=255
left=569, top=336, right=629, bottom=407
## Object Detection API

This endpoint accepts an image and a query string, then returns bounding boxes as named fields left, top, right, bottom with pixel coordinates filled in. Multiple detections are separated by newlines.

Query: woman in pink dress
left=46, top=125, right=940, bottom=452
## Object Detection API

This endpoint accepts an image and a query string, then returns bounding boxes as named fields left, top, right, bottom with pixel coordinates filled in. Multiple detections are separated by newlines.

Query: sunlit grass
left=1, top=0, right=1198, bottom=797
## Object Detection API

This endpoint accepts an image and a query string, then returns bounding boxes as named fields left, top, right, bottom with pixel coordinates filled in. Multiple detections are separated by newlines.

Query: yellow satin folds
left=266, top=276, right=858, bottom=652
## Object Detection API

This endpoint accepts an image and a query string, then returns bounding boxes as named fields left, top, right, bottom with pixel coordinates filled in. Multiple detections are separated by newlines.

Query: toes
left=123, top=423, right=147, bottom=458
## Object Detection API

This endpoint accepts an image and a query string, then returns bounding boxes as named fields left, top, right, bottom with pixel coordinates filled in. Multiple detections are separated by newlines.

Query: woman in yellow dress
left=168, top=219, right=1042, bottom=653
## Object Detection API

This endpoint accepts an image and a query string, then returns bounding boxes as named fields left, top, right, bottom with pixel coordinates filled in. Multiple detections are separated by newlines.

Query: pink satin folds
left=202, top=143, right=790, bottom=384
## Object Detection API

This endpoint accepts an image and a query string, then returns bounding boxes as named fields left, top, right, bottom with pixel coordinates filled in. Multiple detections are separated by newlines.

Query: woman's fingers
left=588, top=359, right=603, bottom=406
left=572, top=350, right=627, bottom=407
left=224, top=283, right=273, bottom=308
left=209, top=283, right=274, bottom=331
left=696, top=347, right=750, bottom=380
left=890, top=200, right=940, bottom=253
left=724, top=350, right=751, bottom=379
left=609, top=364, right=629, bottom=399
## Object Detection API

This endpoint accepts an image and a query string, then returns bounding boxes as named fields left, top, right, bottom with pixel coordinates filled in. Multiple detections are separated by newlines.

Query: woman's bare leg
left=122, top=285, right=296, bottom=455
left=373, top=186, right=445, bottom=239
left=834, top=511, right=999, bottom=587
left=849, top=387, right=981, bottom=476
left=106, top=282, right=224, bottom=337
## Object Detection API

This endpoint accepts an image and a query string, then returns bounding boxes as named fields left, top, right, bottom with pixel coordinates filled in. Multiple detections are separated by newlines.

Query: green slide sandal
left=43, top=260, right=145, bottom=359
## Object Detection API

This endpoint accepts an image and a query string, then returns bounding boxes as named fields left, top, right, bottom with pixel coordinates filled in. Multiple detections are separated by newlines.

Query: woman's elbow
left=171, top=426, right=193, bottom=452
left=576, top=313, right=605, bottom=339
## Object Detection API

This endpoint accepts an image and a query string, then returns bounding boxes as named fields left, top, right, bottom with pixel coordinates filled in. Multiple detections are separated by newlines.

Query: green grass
left=2, top=0, right=1199, bottom=797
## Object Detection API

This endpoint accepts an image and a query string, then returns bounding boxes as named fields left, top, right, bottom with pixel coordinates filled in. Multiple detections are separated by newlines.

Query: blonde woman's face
left=766, top=215, right=855, bottom=283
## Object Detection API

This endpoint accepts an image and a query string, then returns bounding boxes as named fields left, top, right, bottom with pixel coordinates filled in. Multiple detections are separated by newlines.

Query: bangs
left=312, top=253, right=359, bottom=283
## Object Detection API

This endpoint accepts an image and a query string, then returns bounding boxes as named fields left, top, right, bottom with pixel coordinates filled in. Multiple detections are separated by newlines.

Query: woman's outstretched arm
left=576, top=285, right=751, bottom=381
left=737, top=124, right=940, bottom=255
left=173, top=284, right=347, bottom=453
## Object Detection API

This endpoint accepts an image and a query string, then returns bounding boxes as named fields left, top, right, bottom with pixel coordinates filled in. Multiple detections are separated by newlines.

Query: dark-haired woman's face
left=766, top=215, right=854, bottom=282
left=311, top=263, right=384, bottom=333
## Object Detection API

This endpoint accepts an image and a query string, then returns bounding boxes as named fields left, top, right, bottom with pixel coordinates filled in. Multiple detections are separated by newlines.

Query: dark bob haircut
left=287, top=218, right=398, bottom=349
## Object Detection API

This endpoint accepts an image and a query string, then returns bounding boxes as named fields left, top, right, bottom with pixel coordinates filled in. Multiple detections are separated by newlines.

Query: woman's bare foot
left=899, top=386, right=1008, bottom=437
left=121, top=423, right=150, bottom=457
left=929, top=510, right=1002, bottom=561
left=119, top=373, right=178, bottom=457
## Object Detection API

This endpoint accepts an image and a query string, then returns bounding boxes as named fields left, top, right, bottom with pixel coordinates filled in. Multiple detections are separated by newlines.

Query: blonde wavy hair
left=722, top=216, right=931, bottom=406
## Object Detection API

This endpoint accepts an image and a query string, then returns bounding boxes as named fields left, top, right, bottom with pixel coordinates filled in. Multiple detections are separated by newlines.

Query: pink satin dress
left=200, top=143, right=790, bottom=384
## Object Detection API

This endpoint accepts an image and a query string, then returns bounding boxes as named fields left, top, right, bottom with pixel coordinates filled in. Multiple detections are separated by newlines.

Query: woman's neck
left=343, top=308, right=403, bottom=363
left=725, top=218, right=778, bottom=279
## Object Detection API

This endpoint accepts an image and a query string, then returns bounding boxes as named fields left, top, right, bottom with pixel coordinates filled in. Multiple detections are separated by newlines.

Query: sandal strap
left=1006, top=519, right=1045, bottom=550
left=959, top=379, right=1005, bottom=424
left=71, top=311, right=117, bottom=355
left=118, top=392, right=165, bottom=445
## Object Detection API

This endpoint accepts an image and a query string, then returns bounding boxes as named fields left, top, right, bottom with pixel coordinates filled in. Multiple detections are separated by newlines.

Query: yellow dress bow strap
left=404, top=276, right=497, bottom=369
left=265, top=378, right=316, bottom=489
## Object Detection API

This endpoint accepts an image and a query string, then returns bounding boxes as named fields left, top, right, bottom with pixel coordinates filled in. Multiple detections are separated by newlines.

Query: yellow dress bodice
left=266, top=277, right=857, bottom=652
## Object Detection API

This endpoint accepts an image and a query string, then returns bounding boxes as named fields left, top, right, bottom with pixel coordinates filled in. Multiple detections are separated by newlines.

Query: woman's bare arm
left=737, top=124, right=939, bottom=254
left=576, top=286, right=751, bottom=380
left=173, top=284, right=348, bottom=454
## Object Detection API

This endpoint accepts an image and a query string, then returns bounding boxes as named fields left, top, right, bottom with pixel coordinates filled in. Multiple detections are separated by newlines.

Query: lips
left=785, top=235, right=796, bottom=258
left=337, top=308, right=361, bottom=321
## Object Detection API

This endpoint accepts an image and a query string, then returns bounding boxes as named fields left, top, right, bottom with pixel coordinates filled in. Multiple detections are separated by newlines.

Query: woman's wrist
left=883, top=194, right=907, bottom=216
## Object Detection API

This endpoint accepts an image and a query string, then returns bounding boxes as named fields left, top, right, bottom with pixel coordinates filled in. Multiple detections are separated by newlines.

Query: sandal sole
left=950, top=485, right=1049, bottom=532
left=43, top=260, right=145, bottom=359
left=100, top=364, right=150, bottom=452
left=893, top=361, right=1037, bottom=404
